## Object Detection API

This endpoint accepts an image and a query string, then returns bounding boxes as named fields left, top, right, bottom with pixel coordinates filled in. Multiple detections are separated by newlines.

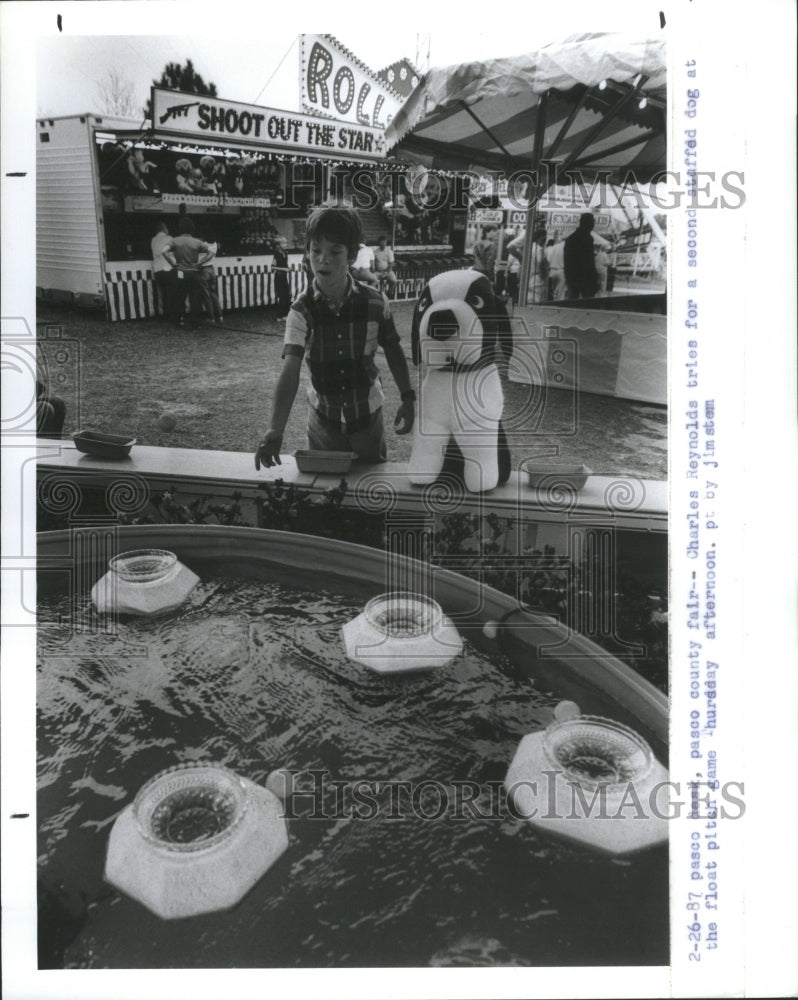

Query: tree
left=143, top=59, right=218, bottom=121
left=96, top=68, right=138, bottom=118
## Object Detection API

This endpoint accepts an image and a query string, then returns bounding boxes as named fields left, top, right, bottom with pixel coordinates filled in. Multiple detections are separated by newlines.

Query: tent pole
left=546, top=88, right=590, bottom=162
left=460, top=101, right=516, bottom=162
left=569, top=128, right=660, bottom=167
left=519, top=90, right=549, bottom=306
left=558, top=76, right=649, bottom=177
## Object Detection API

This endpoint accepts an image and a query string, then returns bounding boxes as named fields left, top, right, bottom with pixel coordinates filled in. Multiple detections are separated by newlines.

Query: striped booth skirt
left=103, top=256, right=469, bottom=321
left=103, top=258, right=309, bottom=322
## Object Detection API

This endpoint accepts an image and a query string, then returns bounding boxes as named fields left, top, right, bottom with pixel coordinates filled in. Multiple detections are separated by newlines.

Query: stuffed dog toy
left=409, top=268, right=512, bottom=492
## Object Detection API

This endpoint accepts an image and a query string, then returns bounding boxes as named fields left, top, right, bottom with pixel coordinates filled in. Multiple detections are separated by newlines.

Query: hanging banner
left=151, top=88, right=386, bottom=162
left=299, top=34, right=404, bottom=128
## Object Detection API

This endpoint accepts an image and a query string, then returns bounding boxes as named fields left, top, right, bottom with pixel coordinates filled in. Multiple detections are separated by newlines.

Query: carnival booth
left=386, top=33, right=667, bottom=405
left=36, top=74, right=466, bottom=321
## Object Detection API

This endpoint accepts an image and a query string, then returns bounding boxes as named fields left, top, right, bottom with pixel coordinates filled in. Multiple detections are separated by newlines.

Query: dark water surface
left=38, top=574, right=668, bottom=969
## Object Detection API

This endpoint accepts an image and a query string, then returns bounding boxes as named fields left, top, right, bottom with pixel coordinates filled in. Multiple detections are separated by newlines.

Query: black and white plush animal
left=409, top=269, right=513, bottom=492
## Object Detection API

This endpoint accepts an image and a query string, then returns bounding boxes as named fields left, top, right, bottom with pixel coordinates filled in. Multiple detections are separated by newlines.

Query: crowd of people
left=150, top=214, right=403, bottom=329
left=475, top=213, right=617, bottom=306
left=148, top=208, right=618, bottom=332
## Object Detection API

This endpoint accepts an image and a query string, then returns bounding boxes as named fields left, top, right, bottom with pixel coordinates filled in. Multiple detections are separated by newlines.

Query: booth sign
left=152, top=88, right=386, bottom=162
left=299, top=34, right=404, bottom=128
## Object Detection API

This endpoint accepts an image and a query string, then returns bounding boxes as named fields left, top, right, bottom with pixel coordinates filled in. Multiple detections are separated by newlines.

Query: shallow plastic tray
left=72, top=430, right=136, bottom=459
left=525, top=462, right=592, bottom=490
left=294, top=450, right=358, bottom=474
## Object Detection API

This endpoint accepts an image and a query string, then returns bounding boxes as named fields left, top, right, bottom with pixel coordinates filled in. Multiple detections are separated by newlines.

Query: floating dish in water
left=542, top=716, right=655, bottom=789
left=135, top=763, right=249, bottom=852
left=505, top=709, right=668, bottom=855
left=342, top=591, right=463, bottom=673
left=364, top=591, right=439, bottom=637
left=104, top=763, right=288, bottom=919
left=92, top=548, right=199, bottom=616
left=72, top=430, right=136, bottom=459
left=525, top=463, right=592, bottom=490
left=110, top=549, right=177, bottom=583
left=38, top=525, right=670, bottom=965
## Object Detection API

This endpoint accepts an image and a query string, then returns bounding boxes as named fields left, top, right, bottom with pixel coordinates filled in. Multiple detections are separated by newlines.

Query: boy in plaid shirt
left=255, top=208, right=415, bottom=467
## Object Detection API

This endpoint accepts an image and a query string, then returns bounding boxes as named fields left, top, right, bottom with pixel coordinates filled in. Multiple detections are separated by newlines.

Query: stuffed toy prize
left=409, top=269, right=513, bottom=493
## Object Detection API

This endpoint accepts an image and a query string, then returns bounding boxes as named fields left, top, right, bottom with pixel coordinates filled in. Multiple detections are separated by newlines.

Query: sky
left=29, top=1, right=668, bottom=120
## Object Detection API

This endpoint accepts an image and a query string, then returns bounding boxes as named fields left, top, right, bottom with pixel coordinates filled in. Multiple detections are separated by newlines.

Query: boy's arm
left=255, top=354, right=302, bottom=468
left=382, top=339, right=415, bottom=435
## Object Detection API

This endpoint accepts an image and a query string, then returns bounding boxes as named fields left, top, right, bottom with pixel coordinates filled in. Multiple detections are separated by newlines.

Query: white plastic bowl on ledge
left=104, top=763, right=289, bottom=919
left=342, top=591, right=463, bottom=673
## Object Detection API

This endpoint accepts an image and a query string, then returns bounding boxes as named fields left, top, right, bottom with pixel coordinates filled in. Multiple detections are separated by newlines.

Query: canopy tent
left=385, top=34, right=666, bottom=301
left=385, top=33, right=666, bottom=181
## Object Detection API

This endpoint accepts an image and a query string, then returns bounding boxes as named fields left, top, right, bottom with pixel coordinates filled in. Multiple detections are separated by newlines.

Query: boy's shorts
left=307, top=406, right=387, bottom=463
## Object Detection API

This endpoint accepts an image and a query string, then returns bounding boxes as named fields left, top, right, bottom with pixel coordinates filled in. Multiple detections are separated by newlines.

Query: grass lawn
left=37, top=300, right=667, bottom=480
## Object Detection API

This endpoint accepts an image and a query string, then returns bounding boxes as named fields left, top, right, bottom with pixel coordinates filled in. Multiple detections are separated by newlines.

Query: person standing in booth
left=546, top=236, right=566, bottom=301
left=151, top=222, right=179, bottom=326
left=372, top=235, right=398, bottom=298
left=199, top=231, right=224, bottom=324
left=351, top=242, right=379, bottom=287
left=162, top=217, right=214, bottom=329
left=272, top=236, right=292, bottom=319
left=564, top=213, right=599, bottom=299
left=471, top=224, right=498, bottom=285
left=506, top=228, right=549, bottom=304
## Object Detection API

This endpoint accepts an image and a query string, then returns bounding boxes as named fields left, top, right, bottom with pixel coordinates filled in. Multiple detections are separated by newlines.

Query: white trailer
left=36, top=113, right=138, bottom=308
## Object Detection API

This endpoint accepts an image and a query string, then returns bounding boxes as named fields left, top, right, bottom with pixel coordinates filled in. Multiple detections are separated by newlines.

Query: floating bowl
left=109, top=549, right=177, bottom=584
left=134, top=763, right=249, bottom=854
left=344, top=589, right=461, bottom=673
left=72, top=430, right=136, bottom=459
left=363, top=591, right=442, bottom=638
left=92, top=549, right=198, bottom=616
left=542, top=715, right=654, bottom=790
left=105, top=762, right=288, bottom=919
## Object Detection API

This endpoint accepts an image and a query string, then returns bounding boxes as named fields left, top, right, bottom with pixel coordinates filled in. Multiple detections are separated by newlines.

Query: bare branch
left=96, top=68, right=137, bottom=118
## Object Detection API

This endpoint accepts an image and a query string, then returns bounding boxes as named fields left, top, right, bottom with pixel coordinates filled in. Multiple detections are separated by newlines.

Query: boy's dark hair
left=177, top=217, right=196, bottom=236
left=305, top=207, right=362, bottom=257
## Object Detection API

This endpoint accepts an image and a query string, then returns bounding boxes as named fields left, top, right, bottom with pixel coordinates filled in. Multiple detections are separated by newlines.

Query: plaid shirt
left=283, top=275, right=401, bottom=427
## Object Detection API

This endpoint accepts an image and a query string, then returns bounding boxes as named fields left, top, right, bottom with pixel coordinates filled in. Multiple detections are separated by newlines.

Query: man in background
left=372, top=235, right=398, bottom=298
left=151, top=222, right=179, bottom=326
left=546, top=237, right=565, bottom=300
left=471, top=224, right=498, bottom=284
left=564, top=213, right=599, bottom=299
left=351, top=241, right=379, bottom=287
left=162, top=217, right=214, bottom=328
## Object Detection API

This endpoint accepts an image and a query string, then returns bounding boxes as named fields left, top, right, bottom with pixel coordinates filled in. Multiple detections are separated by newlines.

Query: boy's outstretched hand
left=255, top=430, right=283, bottom=469
left=394, top=401, right=415, bottom=435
